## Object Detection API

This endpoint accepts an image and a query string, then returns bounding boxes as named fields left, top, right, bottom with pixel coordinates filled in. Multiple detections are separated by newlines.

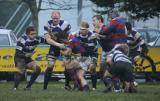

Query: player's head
left=26, top=26, right=36, bottom=40
left=92, top=15, right=104, bottom=28
left=108, top=10, right=119, bottom=20
left=51, top=11, right=61, bottom=25
left=115, top=44, right=129, bottom=55
left=79, top=21, right=89, bottom=36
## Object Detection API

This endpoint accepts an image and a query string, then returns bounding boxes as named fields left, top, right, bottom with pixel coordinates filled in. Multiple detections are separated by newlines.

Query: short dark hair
left=108, top=11, right=119, bottom=19
left=26, top=26, right=35, bottom=34
left=125, top=22, right=132, bottom=31
left=93, top=15, right=104, bottom=23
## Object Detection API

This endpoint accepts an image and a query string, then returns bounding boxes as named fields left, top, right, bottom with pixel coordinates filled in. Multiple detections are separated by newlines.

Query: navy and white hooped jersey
left=109, top=50, right=132, bottom=64
left=44, top=20, right=71, bottom=56
left=127, top=30, right=145, bottom=50
left=44, top=20, right=71, bottom=33
left=75, top=31, right=98, bottom=57
left=15, top=35, right=46, bottom=56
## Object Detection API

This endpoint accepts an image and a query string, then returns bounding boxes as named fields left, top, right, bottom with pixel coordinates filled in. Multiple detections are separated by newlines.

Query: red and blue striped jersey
left=109, top=17, right=127, bottom=44
left=68, top=34, right=85, bottom=54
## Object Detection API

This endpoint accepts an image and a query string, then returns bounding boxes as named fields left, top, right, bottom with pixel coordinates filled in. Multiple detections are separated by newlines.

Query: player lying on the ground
left=59, top=34, right=99, bottom=91
left=60, top=49, right=90, bottom=91
left=60, top=36, right=89, bottom=91
left=103, top=44, right=137, bottom=93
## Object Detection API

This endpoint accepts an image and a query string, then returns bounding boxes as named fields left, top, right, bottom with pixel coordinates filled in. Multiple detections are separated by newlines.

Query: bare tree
left=22, top=0, right=39, bottom=32
left=77, top=0, right=83, bottom=26
left=4, top=0, right=75, bottom=33
left=22, top=0, right=75, bottom=33
left=2, top=0, right=91, bottom=33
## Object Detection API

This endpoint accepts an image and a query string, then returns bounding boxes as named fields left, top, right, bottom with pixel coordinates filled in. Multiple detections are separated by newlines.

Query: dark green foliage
left=90, top=0, right=160, bottom=20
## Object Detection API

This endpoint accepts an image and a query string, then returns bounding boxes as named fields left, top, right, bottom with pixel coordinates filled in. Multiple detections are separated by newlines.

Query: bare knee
left=48, top=60, right=55, bottom=69
left=103, top=70, right=112, bottom=78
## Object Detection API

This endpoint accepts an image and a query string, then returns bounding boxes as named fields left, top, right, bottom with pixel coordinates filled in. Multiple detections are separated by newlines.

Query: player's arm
left=128, top=32, right=143, bottom=46
left=106, top=52, right=114, bottom=65
left=62, top=21, right=71, bottom=34
left=106, top=56, right=113, bottom=65
left=60, top=47, right=72, bottom=56
left=44, top=33, right=65, bottom=49
left=16, top=38, right=35, bottom=57
left=95, top=25, right=111, bottom=39
left=44, top=20, right=52, bottom=33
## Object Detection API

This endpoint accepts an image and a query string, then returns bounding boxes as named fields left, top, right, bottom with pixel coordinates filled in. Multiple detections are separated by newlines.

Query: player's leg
left=112, top=76, right=121, bottom=92
left=99, top=51, right=107, bottom=78
left=118, top=62, right=137, bottom=93
left=77, top=69, right=89, bottom=91
left=43, top=56, right=56, bottom=90
left=64, top=69, right=71, bottom=89
left=99, top=51, right=113, bottom=91
left=64, top=60, right=81, bottom=90
left=89, top=57, right=97, bottom=90
left=64, top=59, right=73, bottom=90
left=73, top=69, right=81, bottom=90
left=77, top=57, right=91, bottom=91
left=61, top=48, right=73, bottom=90
left=25, top=60, right=41, bottom=90
left=103, top=69, right=113, bottom=92
left=14, top=56, right=26, bottom=90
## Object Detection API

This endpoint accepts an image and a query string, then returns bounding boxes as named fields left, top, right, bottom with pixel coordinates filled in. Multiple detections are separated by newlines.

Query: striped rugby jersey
left=44, top=20, right=71, bottom=34
left=96, top=24, right=113, bottom=52
left=127, top=30, right=145, bottom=50
left=15, top=35, right=46, bottom=57
left=75, top=31, right=98, bottom=57
left=109, top=50, right=132, bottom=64
left=104, top=17, right=128, bottom=46
left=44, top=20, right=71, bottom=55
left=68, top=34, right=85, bottom=54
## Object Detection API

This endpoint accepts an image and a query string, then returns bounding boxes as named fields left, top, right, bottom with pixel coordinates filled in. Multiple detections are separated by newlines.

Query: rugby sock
left=103, top=77, right=113, bottom=93
left=64, top=70, right=70, bottom=86
left=91, top=73, right=97, bottom=89
left=73, top=76, right=81, bottom=90
left=73, top=80, right=80, bottom=90
left=82, top=85, right=90, bottom=91
left=112, top=77, right=120, bottom=90
left=26, top=69, right=41, bottom=88
left=14, top=73, right=22, bottom=89
left=43, top=68, right=52, bottom=90
left=103, top=77, right=112, bottom=88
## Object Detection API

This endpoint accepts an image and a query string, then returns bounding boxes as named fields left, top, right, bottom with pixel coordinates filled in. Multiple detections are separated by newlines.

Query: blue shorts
left=48, top=45, right=61, bottom=60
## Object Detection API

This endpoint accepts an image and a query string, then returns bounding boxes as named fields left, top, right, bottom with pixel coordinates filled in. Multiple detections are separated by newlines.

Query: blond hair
left=52, top=10, right=61, bottom=17
left=115, top=44, right=129, bottom=55
left=80, top=21, right=89, bottom=29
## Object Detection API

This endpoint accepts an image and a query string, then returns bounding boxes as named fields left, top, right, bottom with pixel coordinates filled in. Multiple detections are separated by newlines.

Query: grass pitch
left=0, top=81, right=160, bottom=101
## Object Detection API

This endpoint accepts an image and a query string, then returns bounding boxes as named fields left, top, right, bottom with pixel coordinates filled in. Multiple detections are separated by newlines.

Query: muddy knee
left=48, top=60, right=56, bottom=69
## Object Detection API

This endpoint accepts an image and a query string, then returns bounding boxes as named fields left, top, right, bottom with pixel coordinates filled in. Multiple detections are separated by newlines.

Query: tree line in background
left=1, top=0, right=160, bottom=32
left=90, top=0, right=160, bottom=21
